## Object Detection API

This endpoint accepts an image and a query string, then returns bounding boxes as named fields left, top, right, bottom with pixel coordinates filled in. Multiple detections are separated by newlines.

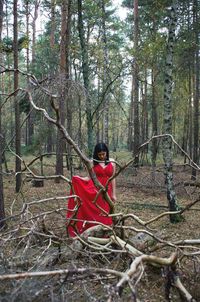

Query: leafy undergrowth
left=1, top=164, right=200, bottom=301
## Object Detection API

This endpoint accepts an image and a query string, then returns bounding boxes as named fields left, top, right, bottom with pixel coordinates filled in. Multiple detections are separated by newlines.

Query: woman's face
left=97, top=151, right=107, bottom=161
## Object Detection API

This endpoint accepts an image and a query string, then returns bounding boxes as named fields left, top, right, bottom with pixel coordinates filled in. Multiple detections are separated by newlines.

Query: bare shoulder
left=109, top=158, right=116, bottom=169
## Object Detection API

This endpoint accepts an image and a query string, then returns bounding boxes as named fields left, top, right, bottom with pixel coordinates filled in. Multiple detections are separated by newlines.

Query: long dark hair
left=93, top=142, right=109, bottom=165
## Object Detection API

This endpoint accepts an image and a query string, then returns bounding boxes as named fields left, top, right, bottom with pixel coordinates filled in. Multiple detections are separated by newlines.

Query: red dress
left=66, top=162, right=114, bottom=237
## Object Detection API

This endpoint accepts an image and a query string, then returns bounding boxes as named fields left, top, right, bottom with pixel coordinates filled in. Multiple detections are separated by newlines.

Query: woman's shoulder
left=109, top=158, right=116, bottom=169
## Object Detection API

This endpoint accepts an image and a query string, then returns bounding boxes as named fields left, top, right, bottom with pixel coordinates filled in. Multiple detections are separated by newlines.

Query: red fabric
left=66, top=162, right=114, bottom=237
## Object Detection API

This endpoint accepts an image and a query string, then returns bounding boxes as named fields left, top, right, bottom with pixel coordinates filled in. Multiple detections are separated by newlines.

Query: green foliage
left=0, top=36, right=29, bottom=53
left=21, top=144, right=36, bottom=155
left=30, top=33, right=60, bottom=77
left=18, top=36, right=29, bottom=50
left=19, top=97, right=30, bottom=114
left=0, top=37, right=13, bottom=53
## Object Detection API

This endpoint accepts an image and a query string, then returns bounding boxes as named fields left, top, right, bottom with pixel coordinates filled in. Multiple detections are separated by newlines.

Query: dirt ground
left=1, top=164, right=200, bottom=301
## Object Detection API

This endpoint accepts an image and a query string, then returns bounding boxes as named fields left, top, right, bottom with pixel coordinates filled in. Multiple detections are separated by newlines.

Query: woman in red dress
left=66, top=143, right=116, bottom=237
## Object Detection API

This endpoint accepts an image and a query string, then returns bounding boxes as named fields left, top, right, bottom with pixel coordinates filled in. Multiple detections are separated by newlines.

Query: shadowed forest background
left=0, top=0, right=200, bottom=301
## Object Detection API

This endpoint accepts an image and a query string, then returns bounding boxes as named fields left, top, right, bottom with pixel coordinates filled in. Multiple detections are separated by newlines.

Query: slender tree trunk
left=46, top=0, right=56, bottom=154
left=101, top=0, right=109, bottom=146
left=151, top=68, right=158, bottom=167
left=162, top=1, right=181, bottom=223
left=73, top=60, right=82, bottom=150
left=186, top=1, right=193, bottom=159
left=25, top=0, right=34, bottom=146
left=14, top=0, right=21, bottom=193
left=96, top=67, right=101, bottom=142
left=77, top=0, right=93, bottom=156
left=141, top=69, right=148, bottom=145
left=140, top=77, right=148, bottom=164
left=144, top=69, right=148, bottom=149
left=32, top=0, right=40, bottom=68
left=5, top=2, right=14, bottom=149
left=182, top=109, right=189, bottom=155
left=65, top=0, right=72, bottom=174
left=27, top=0, right=40, bottom=145
left=132, top=0, right=140, bottom=163
left=55, top=0, right=68, bottom=180
left=191, top=0, right=199, bottom=180
left=128, top=68, right=134, bottom=151
left=50, top=0, right=56, bottom=53
left=188, top=70, right=193, bottom=158
left=0, top=0, right=5, bottom=228
left=127, top=0, right=140, bottom=152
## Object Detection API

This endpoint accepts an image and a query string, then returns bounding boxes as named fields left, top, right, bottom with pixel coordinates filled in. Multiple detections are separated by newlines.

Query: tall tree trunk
left=73, top=60, right=82, bottom=151
left=25, top=0, right=34, bottom=146
left=162, top=1, right=181, bottom=223
left=14, top=0, right=21, bottom=193
left=191, top=0, right=199, bottom=180
left=128, top=69, right=134, bottom=151
left=141, top=69, right=148, bottom=145
left=65, top=0, right=72, bottom=174
left=0, top=0, right=5, bottom=228
left=55, top=0, right=68, bottom=180
left=77, top=0, right=93, bottom=156
left=32, top=0, right=40, bottom=68
left=50, top=0, right=56, bottom=54
left=151, top=68, right=158, bottom=167
left=182, top=108, right=189, bottom=159
left=188, top=69, right=193, bottom=158
left=140, top=74, right=148, bottom=164
left=47, top=0, right=56, bottom=154
left=96, top=67, right=101, bottom=143
left=101, top=0, right=109, bottom=146
left=28, top=1, right=40, bottom=146
left=132, top=0, right=140, bottom=163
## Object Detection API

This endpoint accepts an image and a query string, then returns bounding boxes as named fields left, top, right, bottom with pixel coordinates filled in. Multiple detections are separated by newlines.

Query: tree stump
left=31, top=179, right=44, bottom=187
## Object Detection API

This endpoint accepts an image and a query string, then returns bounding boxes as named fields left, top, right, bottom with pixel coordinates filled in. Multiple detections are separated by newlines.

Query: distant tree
left=46, top=0, right=56, bottom=154
left=13, top=0, right=22, bottom=193
left=0, top=0, right=5, bottom=228
left=128, top=0, right=140, bottom=162
left=101, top=0, right=110, bottom=146
left=55, top=0, right=71, bottom=179
left=77, top=0, right=94, bottom=156
left=23, top=0, right=34, bottom=146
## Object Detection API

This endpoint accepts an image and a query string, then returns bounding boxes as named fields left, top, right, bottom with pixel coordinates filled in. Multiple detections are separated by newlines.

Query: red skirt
left=66, top=175, right=113, bottom=237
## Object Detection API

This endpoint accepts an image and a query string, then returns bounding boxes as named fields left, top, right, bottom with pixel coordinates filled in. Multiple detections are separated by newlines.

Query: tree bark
left=101, top=0, right=109, bottom=146
left=55, top=0, right=68, bottom=180
left=31, top=0, right=40, bottom=67
left=46, top=0, right=56, bottom=154
left=65, top=0, right=73, bottom=174
left=162, top=1, right=181, bottom=223
left=77, top=0, right=93, bottom=156
left=25, top=0, right=34, bottom=146
left=13, top=0, right=22, bottom=193
left=151, top=68, right=158, bottom=167
left=191, top=0, right=199, bottom=180
left=0, top=0, right=5, bottom=228
left=132, top=0, right=140, bottom=163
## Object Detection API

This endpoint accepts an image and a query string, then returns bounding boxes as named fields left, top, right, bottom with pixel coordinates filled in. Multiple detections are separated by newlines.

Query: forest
left=0, top=0, right=200, bottom=301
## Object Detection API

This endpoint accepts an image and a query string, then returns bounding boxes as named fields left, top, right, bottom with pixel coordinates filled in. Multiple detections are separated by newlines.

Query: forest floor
left=1, top=160, right=200, bottom=301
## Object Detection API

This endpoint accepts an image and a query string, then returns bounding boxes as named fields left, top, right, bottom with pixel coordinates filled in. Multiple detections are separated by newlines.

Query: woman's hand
left=112, top=195, right=117, bottom=202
